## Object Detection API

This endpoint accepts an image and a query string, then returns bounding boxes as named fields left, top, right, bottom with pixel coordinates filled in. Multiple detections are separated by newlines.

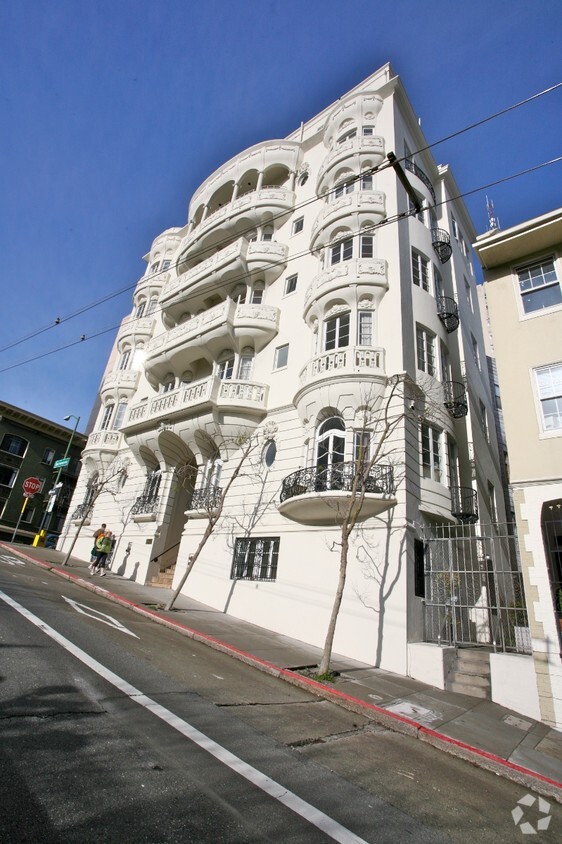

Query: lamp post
left=39, top=414, right=81, bottom=534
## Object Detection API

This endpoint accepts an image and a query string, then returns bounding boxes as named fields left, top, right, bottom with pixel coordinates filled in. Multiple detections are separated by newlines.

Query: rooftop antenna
left=486, top=195, right=500, bottom=231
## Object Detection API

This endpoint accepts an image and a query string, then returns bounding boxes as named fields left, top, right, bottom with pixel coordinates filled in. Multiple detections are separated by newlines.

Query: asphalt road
left=1, top=558, right=560, bottom=843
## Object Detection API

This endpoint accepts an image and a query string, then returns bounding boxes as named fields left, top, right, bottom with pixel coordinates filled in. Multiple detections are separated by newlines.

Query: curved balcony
left=117, top=317, right=156, bottom=348
left=310, top=192, right=386, bottom=250
left=451, top=486, right=478, bottom=524
left=144, top=301, right=279, bottom=384
left=404, top=158, right=436, bottom=204
left=316, top=135, right=386, bottom=194
left=134, top=270, right=170, bottom=299
left=443, top=381, right=468, bottom=419
left=436, top=296, right=459, bottom=334
left=82, top=430, right=123, bottom=454
left=100, top=369, right=140, bottom=400
left=123, top=375, right=268, bottom=432
left=304, top=258, right=387, bottom=317
left=278, top=462, right=396, bottom=525
left=180, top=186, right=295, bottom=262
left=431, top=228, right=452, bottom=265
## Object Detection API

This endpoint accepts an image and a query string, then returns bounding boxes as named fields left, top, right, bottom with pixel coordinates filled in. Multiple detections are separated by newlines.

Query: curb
left=3, top=542, right=562, bottom=802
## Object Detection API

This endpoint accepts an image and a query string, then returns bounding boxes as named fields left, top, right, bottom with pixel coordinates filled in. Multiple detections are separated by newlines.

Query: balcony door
left=315, top=417, right=345, bottom=491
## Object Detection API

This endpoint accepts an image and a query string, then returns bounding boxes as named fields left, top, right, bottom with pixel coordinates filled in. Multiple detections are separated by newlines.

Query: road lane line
left=61, top=596, right=139, bottom=638
left=0, top=588, right=369, bottom=844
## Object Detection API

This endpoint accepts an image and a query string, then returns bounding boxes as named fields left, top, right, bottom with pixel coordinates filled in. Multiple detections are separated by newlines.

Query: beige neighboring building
left=475, top=208, right=562, bottom=729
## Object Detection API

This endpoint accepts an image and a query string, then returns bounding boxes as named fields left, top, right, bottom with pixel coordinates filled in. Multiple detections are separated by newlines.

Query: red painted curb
left=3, top=542, right=562, bottom=797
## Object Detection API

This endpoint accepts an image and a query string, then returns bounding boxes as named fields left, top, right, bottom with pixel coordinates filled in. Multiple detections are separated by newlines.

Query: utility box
left=33, top=530, right=47, bottom=547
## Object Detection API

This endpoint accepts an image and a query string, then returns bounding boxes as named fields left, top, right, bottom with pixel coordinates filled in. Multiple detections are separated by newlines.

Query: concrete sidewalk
left=2, top=540, right=562, bottom=801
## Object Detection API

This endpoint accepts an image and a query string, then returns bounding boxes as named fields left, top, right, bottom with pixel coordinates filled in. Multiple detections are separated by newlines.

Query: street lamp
left=39, top=414, right=81, bottom=534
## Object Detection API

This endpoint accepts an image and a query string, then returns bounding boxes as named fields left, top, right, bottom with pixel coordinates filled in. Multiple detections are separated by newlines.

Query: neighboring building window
left=420, top=424, right=442, bottom=482
left=0, top=434, right=28, bottom=457
left=21, top=504, right=35, bottom=524
left=100, top=404, right=114, bottom=430
left=325, top=312, right=350, bottom=350
left=517, top=259, right=561, bottom=314
left=358, top=311, right=373, bottom=346
left=0, top=465, right=17, bottom=488
left=42, top=448, right=55, bottom=465
left=471, top=334, right=480, bottom=370
left=535, top=363, right=562, bottom=431
left=416, top=326, right=436, bottom=376
left=113, top=402, right=128, bottom=430
left=412, top=250, right=430, bottom=291
left=274, top=344, right=289, bottom=369
left=285, top=274, right=298, bottom=295
left=231, top=537, right=280, bottom=581
left=330, top=238, right=353, bottom=265
left=292, top=217, right=304, bottom=234
left=479, top=400, right=489, bottom=440
left=118, top=350, right=131, bottom=371
left=488, top=482, right=498, bottom=524
left=360, top=234, right=374, bottom=258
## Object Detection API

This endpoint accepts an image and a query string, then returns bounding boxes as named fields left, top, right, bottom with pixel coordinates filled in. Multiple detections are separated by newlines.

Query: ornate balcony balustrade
left=450, top=486, right=478, bottom=524
left=278, top=461, right=396, bottom=524
left=299, top=346, right=385, bottom=387
left=436, top=296, right=459, bottom=334
left=130, top=493, right=160, bottom=517
left=162, top=239, right=246, bottom=305
left=310, top=192, right=386, bottom=249
left=100, top=370, right=140, bottom=398
left=404, top=157, right=436, bottom=204
left=316, top=135, right=385, bottom=192
left=443, top=380, right=468, bottom=419
left=118, top=317, right=156, bottom=346
left=304, top=258, right=387, bottom=312
left=431, top=228, right=452, bottom=265
left=189, top=486, right=223, bottom=513
left=83, top=430, right=123, bottom=452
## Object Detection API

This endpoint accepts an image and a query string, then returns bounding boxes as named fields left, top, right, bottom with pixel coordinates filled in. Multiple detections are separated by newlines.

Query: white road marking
left=0, top=588, right=368, bottom=844
left=62, top=596, right=139, bottom=638
left=0, top=554, right=25, bottom=567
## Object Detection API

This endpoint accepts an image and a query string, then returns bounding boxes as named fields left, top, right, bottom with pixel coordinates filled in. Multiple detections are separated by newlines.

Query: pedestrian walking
left=89, top=530, right=113, bottom=576
left=90, top=523, right=107, bottom=562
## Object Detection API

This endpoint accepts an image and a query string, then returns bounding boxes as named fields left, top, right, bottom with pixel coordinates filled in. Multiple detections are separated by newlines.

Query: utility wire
left=1, top=80, right=561, bottom=357
left=2, top=153, right=561, bottom=378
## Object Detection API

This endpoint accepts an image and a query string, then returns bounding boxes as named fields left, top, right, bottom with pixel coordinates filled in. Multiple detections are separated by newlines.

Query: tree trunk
left=318, top=528, right=350, bottom=675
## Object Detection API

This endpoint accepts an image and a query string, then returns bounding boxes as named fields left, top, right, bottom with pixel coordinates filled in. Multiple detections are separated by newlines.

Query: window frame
left=230, top=537, right=280, bottom=581
left=292, top=217, right=304, bottom=235
left=534, top=362, right=562, bottom=434
left=516, top=258, right=562, bottom=315
left=0, top=434, right=28, bottom=458
left=412, top=249, right=430, bottom=292
left=284, top=274, right=298, bottom=296
left=416, top=325, right=437, bottom=376
left=330, top=238, right=353, bottom=266
left=420, top=423, right=442, bottom=483
left=324, top=311, right=350, bottom=351
left=0, top=463, right=18, bottom=488
left=274, top=344, right=289, bottom=370
left=42, top=448, right=56, bottom=466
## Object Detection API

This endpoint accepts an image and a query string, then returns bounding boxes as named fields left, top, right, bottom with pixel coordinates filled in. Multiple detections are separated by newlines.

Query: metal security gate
left=423, top=523, right=531, bottom=654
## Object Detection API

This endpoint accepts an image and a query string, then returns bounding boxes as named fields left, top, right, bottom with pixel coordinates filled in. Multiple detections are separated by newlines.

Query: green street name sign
left=53, top=457, right=71, bottom=469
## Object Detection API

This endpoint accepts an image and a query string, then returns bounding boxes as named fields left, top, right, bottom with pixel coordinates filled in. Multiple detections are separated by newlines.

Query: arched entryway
left=315, top=416, right=345, bottom=491
left=541, top=499, right=562, bottom=650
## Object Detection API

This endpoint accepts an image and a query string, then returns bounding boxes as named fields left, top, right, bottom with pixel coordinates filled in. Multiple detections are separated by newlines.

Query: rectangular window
left=118, top=350, right=131, bottom=371
left=440, top=342, right=451, bottom=383
left=250, top=286, right=263, bottom=304
left=292, top=217, right=304, bottom=234
left=100, top=404, right=114, bottom=430
left=231, top=537, right=279, bottom=581
left=0, top=464, right=17, bottom=488
left=488, top=482, right=497, bottom=524
left=21, top=505, right=35, bottom=524
left=535, top=363, right=562, bottom=431
left=334, top=180, right=354, bottom=199
left=363, top=126, right=374, bottom=136
left=360, top=235, right=374, bottom=258
left=464, top=277, right=472, bottom=311
left=421, top=424, right=442, bottom=482
left=360, top=173, right=373, bottom=190
left=161, top=260, right=171, bottom=271
left=479, top=400, right=489, bottom=440
left=354, top=431, right=371, bottom=463
left=284, top=274, right=298, bottom=295
left=42, top=448, right=55, bottom=465
left=446, top=436, right=459, bottom=489
left=433, top=267, right=443, bottom=299
left=471, top=334, right=480, bottom=370
left=330, top=238, right=353, bottom=265
left=217, top=358, right=234, bottom=381
left=113, top=402, right=128, bottom=430
left=274, top=344, right=289, bottom=369
left=0, top=434, right=28, bottom=457
left=237, top=355, right=254, bottom=381
left=451, top=215, right=459, bottom=242
left=517, top=259, right=561, bottom=314
left=412, top=250, right=429, bottom=291
left=325, top=312, right=350, bottom=351
left=416, top=326, right=436, bottom=376
left=358, top=311, right=373, bottom=346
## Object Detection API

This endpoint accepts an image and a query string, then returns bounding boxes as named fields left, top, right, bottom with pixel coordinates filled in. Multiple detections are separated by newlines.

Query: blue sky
left=1, top=0, right=561, bottom=432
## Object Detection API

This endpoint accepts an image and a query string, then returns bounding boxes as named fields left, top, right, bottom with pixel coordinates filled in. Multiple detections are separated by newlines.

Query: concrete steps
left=147, top=564, right=176, bottom=588
left=445, top=648, right=491, bottom=699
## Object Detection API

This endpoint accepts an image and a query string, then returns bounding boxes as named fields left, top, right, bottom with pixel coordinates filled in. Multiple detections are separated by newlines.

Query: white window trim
left=514, top=257, right=562, bottom=321
left=532, top=362, right=562, bottom=438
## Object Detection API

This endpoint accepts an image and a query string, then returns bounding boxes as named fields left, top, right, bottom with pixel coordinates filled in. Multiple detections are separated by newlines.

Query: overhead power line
left=1, top=80, right=560, bottom=358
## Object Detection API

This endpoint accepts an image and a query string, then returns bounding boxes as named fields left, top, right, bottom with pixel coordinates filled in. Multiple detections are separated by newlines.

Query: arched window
left=315, top=417, right=346, bottom=490
left=100, top=404, right=114, bottom=430
left=118, top=349, right=131, bottom=371
left=238, top=348, right=254, bottom=381
left=217, top=351, right=234, bottom=381
left=135, top=300, right=146, bottom=319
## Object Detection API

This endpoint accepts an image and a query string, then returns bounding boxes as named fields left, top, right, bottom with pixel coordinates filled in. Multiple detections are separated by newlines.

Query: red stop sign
left=23, top=477, right=41, bottom=496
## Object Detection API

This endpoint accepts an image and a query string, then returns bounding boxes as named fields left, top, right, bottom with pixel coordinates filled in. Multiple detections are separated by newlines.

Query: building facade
left=0, top=402, right=86, bottom=544
left=475, top=208, right=562, bottom=728
left=64, top=64, right=507, bottom=680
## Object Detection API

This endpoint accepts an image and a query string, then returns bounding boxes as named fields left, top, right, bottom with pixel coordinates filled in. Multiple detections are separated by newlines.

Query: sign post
left=11, top=478, right=41, bottom=543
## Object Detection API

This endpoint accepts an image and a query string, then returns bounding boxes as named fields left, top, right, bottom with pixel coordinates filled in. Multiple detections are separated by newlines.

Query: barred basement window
left=231, top=537, right=279, bottom=581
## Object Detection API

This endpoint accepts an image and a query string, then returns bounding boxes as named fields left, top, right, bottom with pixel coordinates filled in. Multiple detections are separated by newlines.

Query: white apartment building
left=475, top=208, right=562, bottom=728
left=64, top=64, right=507, bottom=681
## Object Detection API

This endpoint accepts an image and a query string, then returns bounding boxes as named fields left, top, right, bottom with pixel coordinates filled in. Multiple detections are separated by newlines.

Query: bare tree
left=317, top=373, right=442, bottom=676
left=165, top=430, right=265, bottom=611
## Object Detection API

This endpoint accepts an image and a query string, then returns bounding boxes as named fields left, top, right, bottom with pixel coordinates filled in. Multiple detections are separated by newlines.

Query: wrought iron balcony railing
left=71, top=502, right=92, bottom=521
left=450, top=486, right=478, bottom=524
left=404, top=157, right=436, bottom=204
left=443, top=380, right=468, bottom=419
left=431, top=228, right=452, bottom=265
left=130, top=494, right=160, bottom=516
left=280, top=462, right=395, bottom=503
left=189, top=486, right=223, bottom=511
left=436, top=296, right=459, bottom=334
